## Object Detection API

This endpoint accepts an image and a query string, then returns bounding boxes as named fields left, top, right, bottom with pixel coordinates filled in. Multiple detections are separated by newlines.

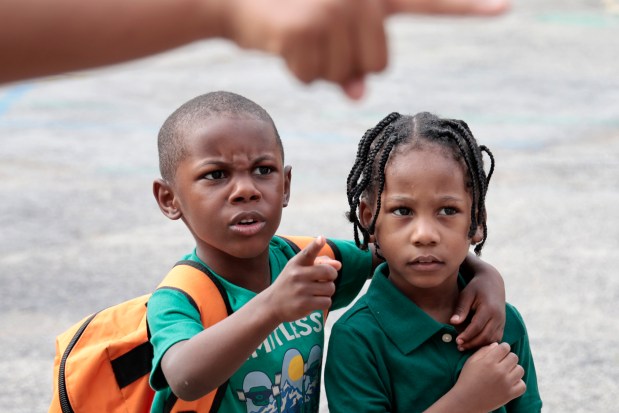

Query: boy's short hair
left=157, top=91, right=283, bottom=182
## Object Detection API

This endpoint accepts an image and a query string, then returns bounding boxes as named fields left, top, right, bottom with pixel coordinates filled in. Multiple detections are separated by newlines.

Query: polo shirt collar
left=366, top=263, right=457, bottom=355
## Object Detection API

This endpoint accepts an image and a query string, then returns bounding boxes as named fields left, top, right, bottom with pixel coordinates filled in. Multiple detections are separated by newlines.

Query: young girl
left=324, top=112, right=542, bottom=412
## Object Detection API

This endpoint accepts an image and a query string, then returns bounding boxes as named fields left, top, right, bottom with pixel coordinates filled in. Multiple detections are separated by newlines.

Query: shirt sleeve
left=504, top=305, right=543, bottom=412
left=324, top=320, right=392, bottom=413
left=327, top=238, right=373, bottom=310
left=147, top=288, right=205, bottom=390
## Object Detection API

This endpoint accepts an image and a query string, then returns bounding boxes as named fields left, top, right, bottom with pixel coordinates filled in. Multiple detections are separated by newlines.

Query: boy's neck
left=195, top=247, right=272, bottom=293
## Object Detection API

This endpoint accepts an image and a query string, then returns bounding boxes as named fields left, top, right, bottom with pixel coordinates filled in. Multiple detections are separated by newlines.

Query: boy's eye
left=439, top=207, right=458, bottom=216
left=204, top=170, right=227, bottom=180
left=393, top=207, right=411, bottom=216
left=254, top=166, right=273, bottom=175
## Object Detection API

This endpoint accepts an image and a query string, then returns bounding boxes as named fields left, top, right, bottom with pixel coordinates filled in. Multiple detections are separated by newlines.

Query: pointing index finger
left=296, top=236, right=327, bottom=266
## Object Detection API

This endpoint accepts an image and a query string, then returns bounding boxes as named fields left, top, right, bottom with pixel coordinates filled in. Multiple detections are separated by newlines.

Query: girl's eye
left=254, top=166, right=273, bottom=175
left=439, top=207, right=458, bottom=216
left=393, top=207, right=411, bottom=216
left=204, top=170, right=226, bottom=180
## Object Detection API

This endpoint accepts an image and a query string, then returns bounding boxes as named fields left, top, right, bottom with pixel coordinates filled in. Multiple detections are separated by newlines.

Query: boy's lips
left=229, top=211, right=267, bottom=236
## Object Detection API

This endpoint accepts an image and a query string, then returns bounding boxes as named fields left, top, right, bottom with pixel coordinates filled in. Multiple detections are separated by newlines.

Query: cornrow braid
left=345, top=111, right=495, bottom=256
left=346, top=112, right=401, bottom=249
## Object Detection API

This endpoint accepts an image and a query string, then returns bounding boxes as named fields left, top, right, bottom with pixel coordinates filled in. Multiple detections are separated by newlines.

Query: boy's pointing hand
left=268, top=236, right=341, bottom=323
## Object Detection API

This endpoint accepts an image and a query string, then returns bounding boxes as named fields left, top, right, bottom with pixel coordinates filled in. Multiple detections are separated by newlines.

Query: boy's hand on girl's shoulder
left=266, top=236, right=341, bottom=323
left=450, top=294, right=505, bottom=351
left=451, top=259, right=506, bottom=351
left=453, top=342, right=526, bottom=412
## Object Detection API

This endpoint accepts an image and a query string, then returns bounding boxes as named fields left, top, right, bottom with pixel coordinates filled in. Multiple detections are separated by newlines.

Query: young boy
left=148, top=92, right=509, bottom=412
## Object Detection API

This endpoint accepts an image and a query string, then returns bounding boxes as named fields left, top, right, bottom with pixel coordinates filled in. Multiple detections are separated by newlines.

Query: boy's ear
left=153, top=178, right=182, bottom=220
left=282, top=165, right=292, bottom=207
left=472, top=225, right=484, bottom=244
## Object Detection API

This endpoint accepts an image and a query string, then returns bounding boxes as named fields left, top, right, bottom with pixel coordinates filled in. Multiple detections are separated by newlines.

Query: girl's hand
left=454, top=342, right=526, bottom=412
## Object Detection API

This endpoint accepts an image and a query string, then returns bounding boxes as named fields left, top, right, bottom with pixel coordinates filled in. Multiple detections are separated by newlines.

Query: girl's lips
left=412, top=255, right=441, bottom=264
left=409, top=256, right=443, bottom=271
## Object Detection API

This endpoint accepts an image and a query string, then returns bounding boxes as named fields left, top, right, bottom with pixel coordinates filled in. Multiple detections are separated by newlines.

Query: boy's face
left=160, top=115, right=290, bottom=269
left=361, top=143, right=482, bottom=298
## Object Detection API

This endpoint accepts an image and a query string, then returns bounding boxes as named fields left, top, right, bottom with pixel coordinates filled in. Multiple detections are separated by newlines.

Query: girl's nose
left=411, top=217, right=439, bottom=246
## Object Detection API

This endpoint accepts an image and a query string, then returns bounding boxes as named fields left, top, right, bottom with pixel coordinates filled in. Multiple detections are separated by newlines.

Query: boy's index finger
left=314, top=256, right=342, bottom=271
left=295, top=236, right=327, bottom=266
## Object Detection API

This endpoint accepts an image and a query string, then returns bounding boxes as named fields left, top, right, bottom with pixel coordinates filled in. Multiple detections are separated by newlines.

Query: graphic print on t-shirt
left=235, top=345, right=323, bottom=413
left=302, top=345, right=322, bottom=413
left=236, top=371, right=280, bottom=412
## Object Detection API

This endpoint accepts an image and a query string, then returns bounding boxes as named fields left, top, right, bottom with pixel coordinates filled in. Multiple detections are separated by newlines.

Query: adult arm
left=0, top=0, right=509, bottom=96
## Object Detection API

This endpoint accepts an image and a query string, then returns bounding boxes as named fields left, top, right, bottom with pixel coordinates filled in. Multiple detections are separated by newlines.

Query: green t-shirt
left=325, top=263, right=542, bottom=413
left=147, top=236, right=372, bottom=413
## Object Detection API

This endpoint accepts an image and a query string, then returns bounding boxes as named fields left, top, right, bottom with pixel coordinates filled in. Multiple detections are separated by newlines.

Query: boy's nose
left=229, top=175, right=261, bottom=203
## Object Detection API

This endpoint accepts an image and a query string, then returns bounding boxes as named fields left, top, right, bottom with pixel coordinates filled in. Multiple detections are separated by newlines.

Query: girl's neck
left=391, top=276, right=460, bottom=325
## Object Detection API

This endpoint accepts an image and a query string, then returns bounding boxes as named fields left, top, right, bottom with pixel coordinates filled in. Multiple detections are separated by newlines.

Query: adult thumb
left=384, top=0, right=510, bottom=16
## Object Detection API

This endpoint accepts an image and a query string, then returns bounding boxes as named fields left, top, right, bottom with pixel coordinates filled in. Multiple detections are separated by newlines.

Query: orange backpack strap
left=275, top=235, right=342, bottom=321
left=157, top=260, right=233, bottom=326
left=155, top=260, right=233, bottom=413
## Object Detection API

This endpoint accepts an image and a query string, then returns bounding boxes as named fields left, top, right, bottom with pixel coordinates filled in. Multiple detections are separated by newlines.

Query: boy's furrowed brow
left=195, top=158, right=227, bottom=168
left=253, top=154, right=279, bottom=163
left=194, top=153, right=279, bottom=168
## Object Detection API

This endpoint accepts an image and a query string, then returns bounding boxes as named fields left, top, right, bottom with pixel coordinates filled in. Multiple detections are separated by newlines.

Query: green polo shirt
left=325, top=263, right=541, bottom=413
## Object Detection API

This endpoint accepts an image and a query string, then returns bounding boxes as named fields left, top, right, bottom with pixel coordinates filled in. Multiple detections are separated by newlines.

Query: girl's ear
left=359, top=199, right=375, bottom=236
left=472, top=225, right=484, bottom=244
left=283, top=165, right=292, bottom=207
left=153, top=178, right=182, bottom=220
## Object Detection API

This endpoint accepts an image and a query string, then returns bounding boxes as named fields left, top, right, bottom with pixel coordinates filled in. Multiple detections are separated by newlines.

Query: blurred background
left=1, top=0, right=618, bottom=411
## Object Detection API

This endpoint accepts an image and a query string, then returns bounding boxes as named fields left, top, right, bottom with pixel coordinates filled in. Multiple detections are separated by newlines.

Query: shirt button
left=441, top=333, right=453, bottom=343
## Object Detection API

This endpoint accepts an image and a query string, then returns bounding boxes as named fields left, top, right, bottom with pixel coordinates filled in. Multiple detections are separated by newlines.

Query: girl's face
left=361, top=142, right=482, bottom=298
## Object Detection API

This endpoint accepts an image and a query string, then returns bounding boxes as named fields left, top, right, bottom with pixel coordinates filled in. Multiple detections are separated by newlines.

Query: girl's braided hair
left=346, top=112, right=495, bottom=255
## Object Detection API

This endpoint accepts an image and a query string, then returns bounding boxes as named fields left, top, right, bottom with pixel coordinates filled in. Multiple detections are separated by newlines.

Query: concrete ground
left=1, top=0, right=618, bottom=411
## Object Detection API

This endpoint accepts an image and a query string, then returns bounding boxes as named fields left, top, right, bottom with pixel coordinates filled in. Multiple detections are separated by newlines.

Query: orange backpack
left=48, top=236, right=337, bottom=413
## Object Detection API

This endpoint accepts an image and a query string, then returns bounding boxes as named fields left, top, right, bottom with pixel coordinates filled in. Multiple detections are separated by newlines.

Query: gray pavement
left=1, top=0, right=619, bottom=411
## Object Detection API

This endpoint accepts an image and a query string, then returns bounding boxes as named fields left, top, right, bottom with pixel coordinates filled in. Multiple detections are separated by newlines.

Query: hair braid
left=367, top=131, right=399, bottom=238
left=346, top=112, right=400, bottom=249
